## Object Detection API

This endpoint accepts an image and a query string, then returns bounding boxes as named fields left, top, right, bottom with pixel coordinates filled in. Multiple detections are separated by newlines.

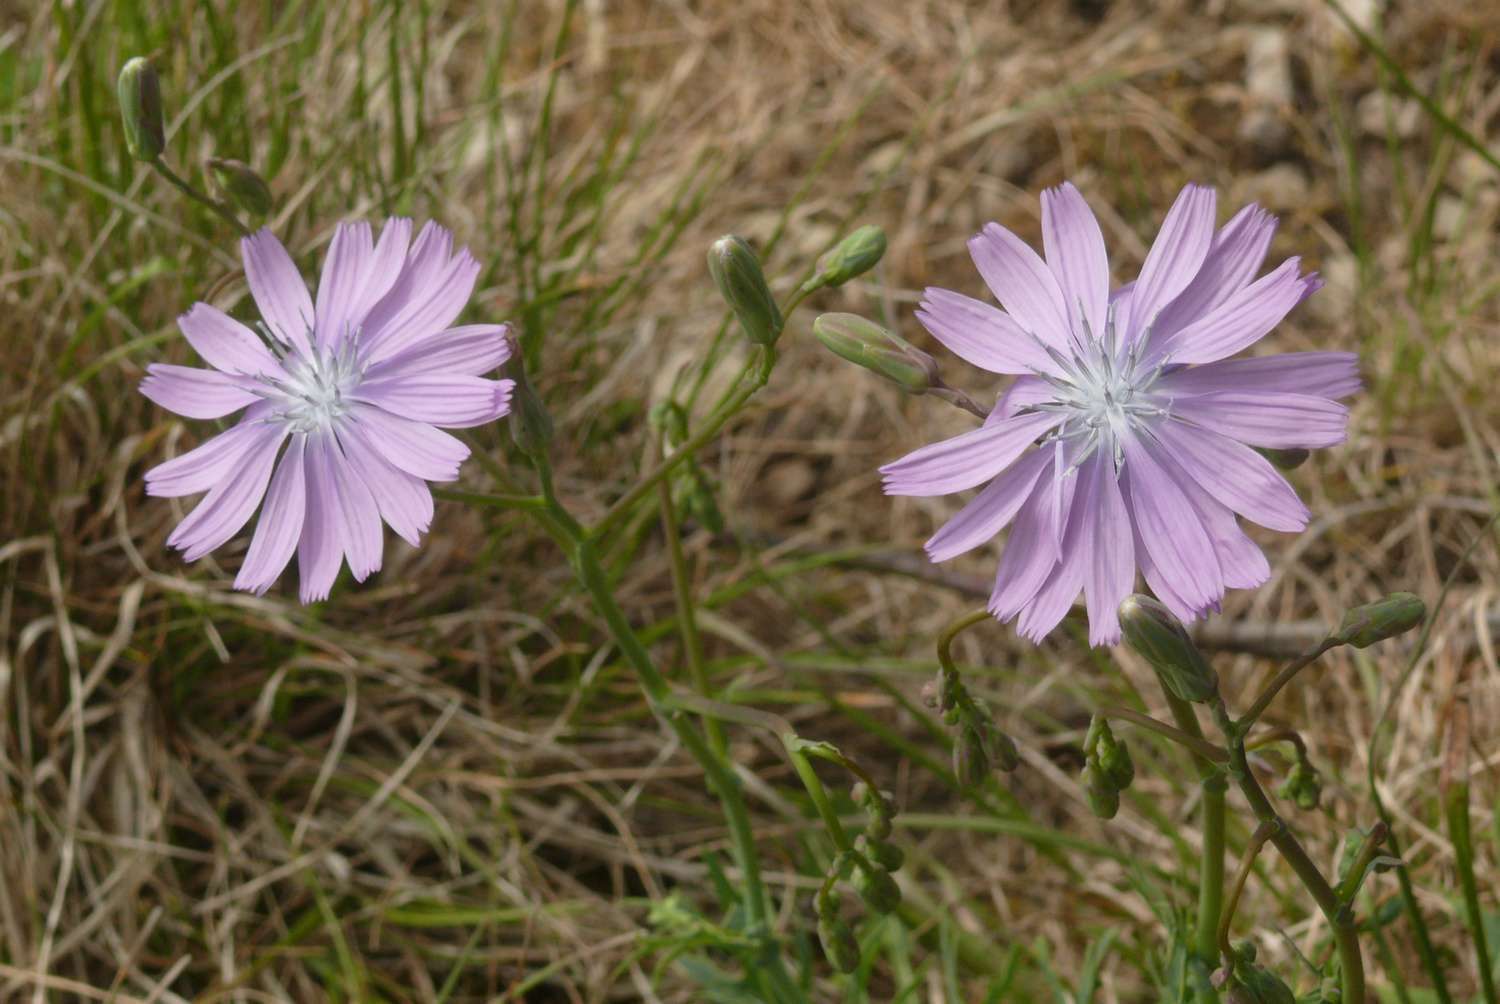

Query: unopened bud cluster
left=1213, top=943, right=1297, bottom=1004
left=814, top=783, right=904, bottom=973
left=923, top=665, right=1019, bottom=794
left=1276, top=756, right=1322, bottom=811
left=1081, top=716, right=1134, bottom=820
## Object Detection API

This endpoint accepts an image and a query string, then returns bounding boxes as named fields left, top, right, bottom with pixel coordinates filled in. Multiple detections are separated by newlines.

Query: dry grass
left=4, top=0, right=1500, bottom=1000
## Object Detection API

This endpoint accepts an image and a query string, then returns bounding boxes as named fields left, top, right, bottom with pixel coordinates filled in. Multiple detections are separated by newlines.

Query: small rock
left=1239, top=28, right=1294, bottom=161
left=1433, top=194, right=1467, bottom=243
left=1306, top=251, right=1357, bottom=326
left=1238, top=163, right=1310, bottom=213
left=762, top=458, right=817, bottom=506
left=1356, top=90, right=1422, bottom=139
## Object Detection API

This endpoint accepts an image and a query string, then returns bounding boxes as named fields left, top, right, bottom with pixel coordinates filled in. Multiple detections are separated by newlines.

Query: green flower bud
left=818, top=916, right=860, bottom=973
left=503, top=338, right=554, bottom=460
left=206, top=157, right=273, bottom=218
left=813, top=312, right=939, bottom=394
left=851, top=863, right=901, bottom=914
left=984, top=723, right=1021, bottom=773
left=1258, top=447, right=1310, bottom=470
left=1081, top=763, right=1119, bottom=820
left=1236, top=965, right=1298, bottom=1004
left=1097, top=735, right=1134, bottom=792
left=1334, top=592, right=1425, bottom=649
left=117, top=57, right=165, bottom=161
left=1277, top=760, right=1322, bottom=811
left=856, top=835, right=905, bottom=873
left=1119, top=594, right=1218, bottom=702
left=707, top=235, right=782, bottom=346
left=810, top=225, right=887, bottom=289
left=953, top=724, right=991, bottom=791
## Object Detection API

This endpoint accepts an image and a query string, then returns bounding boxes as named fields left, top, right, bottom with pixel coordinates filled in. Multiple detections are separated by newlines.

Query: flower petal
left=314, top=221, right=374, bottom=349
left=361, top=221, right=480, bottom=363
left=241, top=228, right=314, bottom=353
left=139, top=364, right=260, bottom=419
left=1014, top=458, right=1095, bottom=642
left=1120, top=431, right=1224, bottom=613
left=967, top=222, right=1072, bottom=348
left=915, top=288, right=1062, bottom=376
left=1170, top=391, right=1349, bottom=449
left=297, top=432, right=345, bottom=603
left=346, top=404, right=470, bottom=481
left=177, top=303, right=282, bottom=377
left=1151, top=203, right=1276, bottom=340
left=1147, top=258, right=1312, bottom=366
left=320, top=433, right=384, bottom=581
left=1125, top=183, right=1217, bottom=343
left=234, top=434, right=308, bottom=594
left=336, top=421, right=434, bottom=547
left=358, top=217, right=413, bottom=324
left=991, top=376, right=1054, bottom=422
left=1149, top=420, right=1309, bottom=532
left=166, top=424, right=287, bottom=561
left=1156, top=352, right=1361, bottom=400
left=1080, top=456, right=1135, bottom=645
left=990, top=462, right=1077, bottom=621
left=363, top=324, right=513, bottom=380
left=1177, top=473, right=1269, bottom=591
left=354, top=375, right=514, bottom=429
left=144, top=404, right=274, bottom=497
left=880, top=410, right=1060, bottom=496
left=1041, top=182, right=1109, bottom=341
left=925, top=448, right=1052, bottom=562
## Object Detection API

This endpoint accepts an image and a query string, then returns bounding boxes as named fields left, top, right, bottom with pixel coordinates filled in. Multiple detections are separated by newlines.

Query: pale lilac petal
left=1170, top=392, right=1349, bottom=449
left=991, top=376, right=1054, bottom=422
left=346, top=404, right=469, bottom=481
left=354, top=375, right=514, bottom=429
left=1148, top=258, right=1311, bottom=366
left=336, top=422, right=433, bottom=547
left=1125, top=183, right=1217, bottom=342
left=1151, top=204, right=1276, bottom=339
left=1041, top=182, right=1109, bottom=340
left=1132, top=521, right=1202, bottom=623
left=990, top=466, right=1076, bottom=621
left=881, top=410, right=1060, bottom=496
left=1014, top=461, right=1094, bottom=642
left=139, top=364, right=260, bottom=419
left=234, top=435, right=307, bottom=594
left=241, top=228, right=314, bottom=353
left=1079, top=457, right=1134, bottom=645
left=1120, top=432, right=1224, bottom=612
left=925, top=448, right=1052, bottom=562
left=314, top=221, right=374, bottom=349
left=358, top=217, right=413, bottom=322
left=166, top=425, right=287, bottom=561
left=144, top=404, right=274, bottom=497
left=1150, top=420, right=1309, bottom=532
left=1177, top=473, right=1269, bottom=591
left=319, top=434, right=384, bottom=581
left=360, top=221, right=479, bottom=362
left=915, top=289, right=1061, bottom=376
left=177, top=304, right=282, bottom=377
left=364, top=324, right=513, bottom=380
left=1156, top=352, right=1361, bottom=400
left=968, top=223, right=1071, bottom=347
left=297, top=433, right=344, bottom=603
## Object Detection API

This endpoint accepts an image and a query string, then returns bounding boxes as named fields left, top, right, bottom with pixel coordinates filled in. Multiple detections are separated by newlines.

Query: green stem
left=1239, top=638, right=1338, bottom=727
left=1446, top=779, right=1497, bottom=1004
left=1218, top=819, right=1280, bottom=960
left=1159, top=689, right=1227, bottom=995
left=787, top=744, right=853, bottom=852
left=1210, top=699, right=1364, bottom=1003
left=1099, top=706, right=1228, bottom=764
left=150, top=157, right=252, bottom=236
left=591, top=346, right=775, bottom=540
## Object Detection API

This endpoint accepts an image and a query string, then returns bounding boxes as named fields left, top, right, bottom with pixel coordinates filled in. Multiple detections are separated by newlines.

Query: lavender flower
left=141, top=219, right=513, bottom=602
left=884, top=183, right=1357, bottom=645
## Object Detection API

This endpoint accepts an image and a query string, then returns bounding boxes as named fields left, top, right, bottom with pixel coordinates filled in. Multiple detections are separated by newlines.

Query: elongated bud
left=807, top=225, right=887, bottom=290
left=117, top=57, right=165, bottom=161
left=1119, top=594, right=1218, bottom=702
left=953, top=724, right=990, bottom=791
left=856, top=834, right=905, bottom=873
left=503, top=334, right=554, bottom=459
left=1081, top=764, right=1119, bottom=819
left=1258, top=447, right=1310, bottom=470
left=1333, top=592, right=1425, bottom=648
left=206, top=157, right=273, bottom=217
left=984, top=723, right=1021, bottom=773
left=851, top=863, right=901, bottom=913
left=708, top=235, right=782, bottom=346
left=813, top=313, right=939, bottom=394
left=818, top=916, right=860, bottom=973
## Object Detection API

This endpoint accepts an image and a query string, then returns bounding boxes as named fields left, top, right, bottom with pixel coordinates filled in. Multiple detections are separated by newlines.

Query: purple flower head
left=884, top=183, right=1358, bottom=645
left=140, top=219, right=514, bottom=602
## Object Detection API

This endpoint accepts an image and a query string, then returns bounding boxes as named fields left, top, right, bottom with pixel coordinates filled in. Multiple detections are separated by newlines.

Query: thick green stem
left=1099, top=706, right=1227, bottom=764
left=150, top=158, right=252, bottom=236
left=1211, top=699, right=1364, bottom=1003
left=1239, top=638, right=1338, bottom=727
left=1159, top=689, right=1226, bottom=995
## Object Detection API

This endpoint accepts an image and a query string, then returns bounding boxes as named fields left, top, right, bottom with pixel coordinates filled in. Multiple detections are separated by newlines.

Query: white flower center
left=261, top=328, right=365, bottom=434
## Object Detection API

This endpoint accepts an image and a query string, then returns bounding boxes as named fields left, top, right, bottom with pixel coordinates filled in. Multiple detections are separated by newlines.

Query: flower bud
left=1276, top=760, right=1321, bottom=811
left=1119, top=594, right=1218, bottom=702
left=813, top=313, right=939, bottom=394
left=1257, top=447, right=1310, bottom=470
left=851, top=864, right=901, bottom=914
left=1093, top=726, right=1134, bottom=792
left=707, top=235, right=782, bottom=346
left=1081, top=763, right=1119, bottom=820
left=117, top=57, right=165, bottom=162
left=206, top=157, right=273, bottom=218
left=953, top=724, right=990, bottom=791
left=809, top=225, right=887, bottom=289
left=1333, top=592, right=1425, bottom=649
left=503, top=337, right=554, bottom=460
left=818, top=916, right=860, bottom=973
left=856, top=834, right=905, bottom=873
left=984, top=723, right=1021, bottom=773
